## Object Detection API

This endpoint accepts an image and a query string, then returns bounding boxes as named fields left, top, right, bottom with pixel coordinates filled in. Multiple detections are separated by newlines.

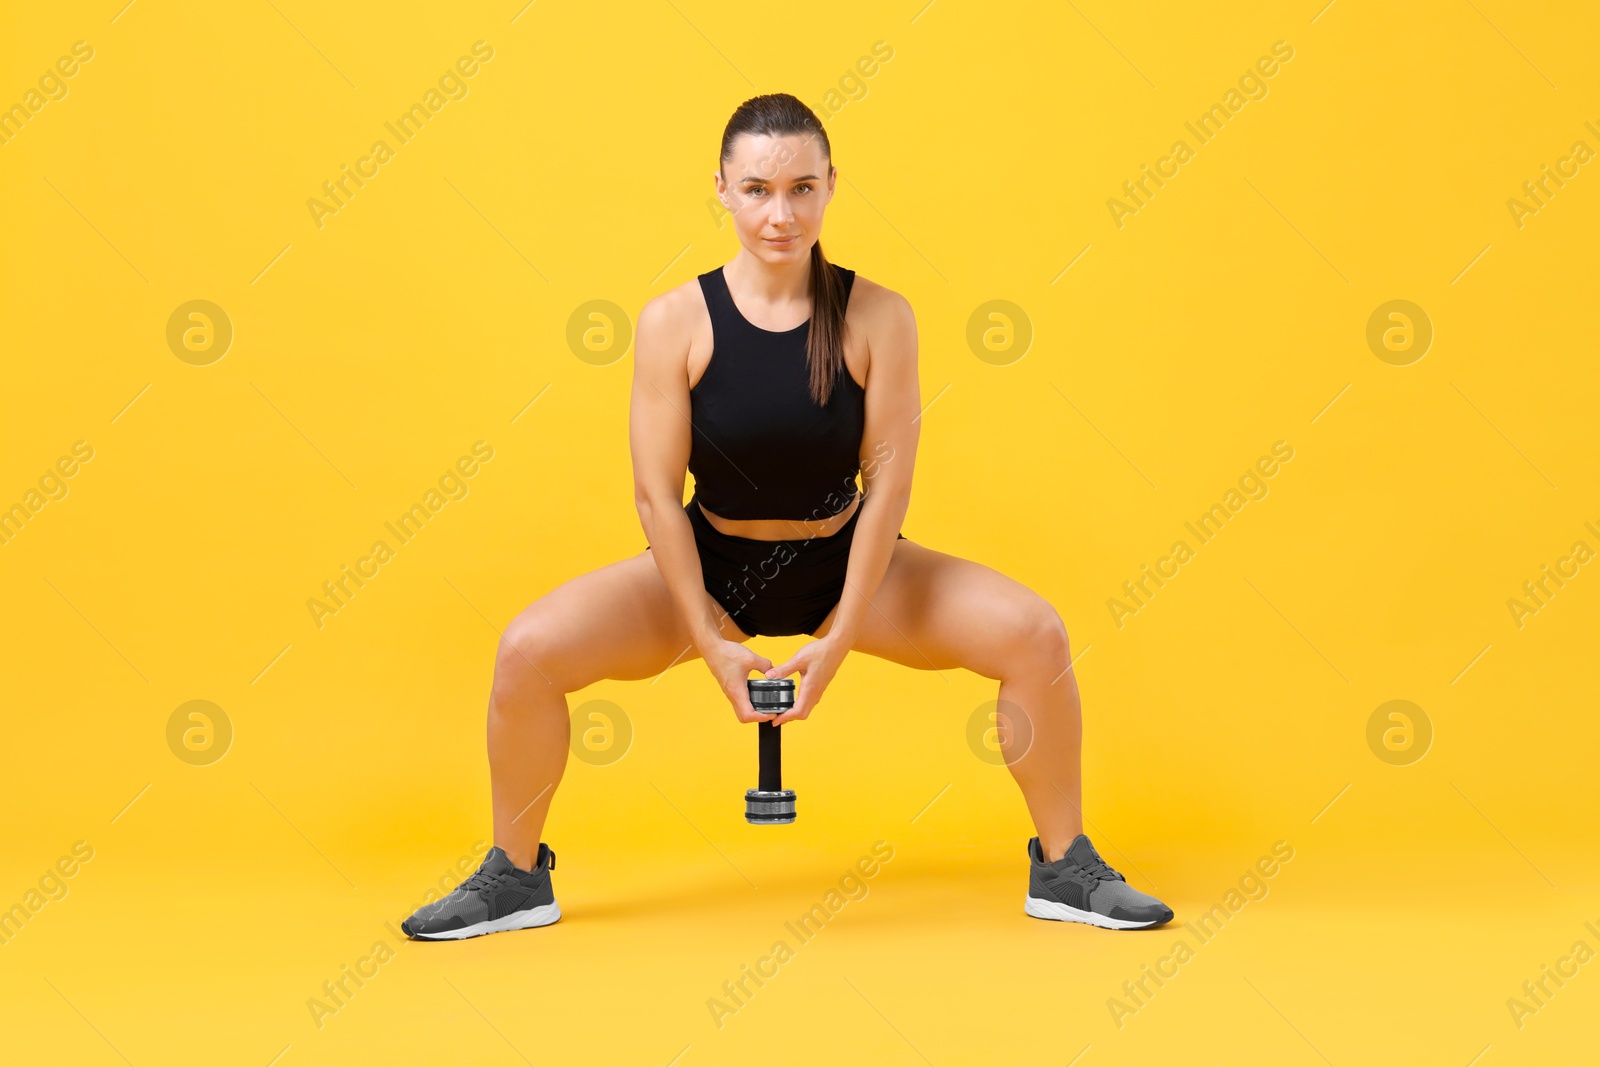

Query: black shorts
left=647, top=493, right=904, bottom=638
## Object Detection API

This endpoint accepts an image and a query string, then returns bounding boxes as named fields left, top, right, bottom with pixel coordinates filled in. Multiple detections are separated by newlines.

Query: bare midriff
left=696, top=489, right=861, bottom=542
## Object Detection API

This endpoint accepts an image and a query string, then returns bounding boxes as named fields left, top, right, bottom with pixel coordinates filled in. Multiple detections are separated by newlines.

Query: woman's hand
left=762, top=635, right=849, bottom=725
left=700, top=637, right=776, bottom=723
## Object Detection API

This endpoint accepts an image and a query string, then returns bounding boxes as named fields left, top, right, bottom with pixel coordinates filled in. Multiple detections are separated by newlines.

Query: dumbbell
left=745, top=678, right=797, bottom=825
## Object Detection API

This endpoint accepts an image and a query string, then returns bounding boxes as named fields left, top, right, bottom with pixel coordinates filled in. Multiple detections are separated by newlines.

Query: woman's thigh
left=500, top=548, right=752, bottom=692
left=811, top=539, right=1067, bottom=679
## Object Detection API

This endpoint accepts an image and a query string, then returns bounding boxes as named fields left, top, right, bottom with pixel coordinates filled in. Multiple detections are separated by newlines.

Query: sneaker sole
left=408, top=901, right=562, bottom=941
left=1024, top=894, right=1168, bottom=930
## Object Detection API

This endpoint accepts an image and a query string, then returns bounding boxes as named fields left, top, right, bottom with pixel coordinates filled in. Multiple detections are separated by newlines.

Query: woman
left=400, top=94, right=1173, bottom=940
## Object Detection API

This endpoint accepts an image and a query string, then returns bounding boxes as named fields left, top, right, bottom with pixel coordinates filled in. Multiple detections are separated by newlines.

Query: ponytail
left=805, top=240, right=850, bottom=407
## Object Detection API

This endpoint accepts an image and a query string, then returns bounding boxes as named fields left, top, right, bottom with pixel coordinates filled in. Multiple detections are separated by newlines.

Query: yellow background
left=3, top=0, right=1597, bottom=1063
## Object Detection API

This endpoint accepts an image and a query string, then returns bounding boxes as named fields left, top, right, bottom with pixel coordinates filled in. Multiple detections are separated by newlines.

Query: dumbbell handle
left=758, top=718, right=782, bottom=791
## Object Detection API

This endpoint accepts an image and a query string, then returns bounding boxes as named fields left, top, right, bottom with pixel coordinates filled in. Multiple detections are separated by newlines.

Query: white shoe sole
left=1024, top=894, right=1166, bottom=930
left=410, top=901, right=562, bottom=941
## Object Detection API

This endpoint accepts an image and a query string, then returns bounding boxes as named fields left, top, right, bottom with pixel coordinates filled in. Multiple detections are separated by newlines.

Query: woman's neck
left=724, top=250, right=811, bottom=305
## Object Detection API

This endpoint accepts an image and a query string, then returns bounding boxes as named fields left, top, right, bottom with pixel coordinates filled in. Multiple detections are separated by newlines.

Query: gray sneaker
left=1025, top=834, right=1173, bottom=929
left=401, top=844, right=561, bottom=941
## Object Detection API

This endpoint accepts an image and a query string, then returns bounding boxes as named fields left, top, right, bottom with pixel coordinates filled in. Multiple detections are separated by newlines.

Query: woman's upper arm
left=629, top=293, right=693, bottom=508
left=859, top=286, right=920, bottom=496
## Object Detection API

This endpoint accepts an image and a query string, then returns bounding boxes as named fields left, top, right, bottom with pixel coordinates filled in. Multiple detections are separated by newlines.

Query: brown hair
left=718, top=93, right=850, bottom=408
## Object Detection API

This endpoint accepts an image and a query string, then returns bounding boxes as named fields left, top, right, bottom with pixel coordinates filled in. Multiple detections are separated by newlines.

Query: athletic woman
left=400, top=94, right=1173, bottom=940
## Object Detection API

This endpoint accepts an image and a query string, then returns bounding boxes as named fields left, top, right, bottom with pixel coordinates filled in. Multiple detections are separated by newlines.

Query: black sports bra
left=688, top=264, right=864, bottom=521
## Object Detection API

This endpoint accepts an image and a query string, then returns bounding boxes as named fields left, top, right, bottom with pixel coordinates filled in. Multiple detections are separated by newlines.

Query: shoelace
left=1060, top=850, right=1123, bottom=884
left=460, top=868, right=512, bottom=894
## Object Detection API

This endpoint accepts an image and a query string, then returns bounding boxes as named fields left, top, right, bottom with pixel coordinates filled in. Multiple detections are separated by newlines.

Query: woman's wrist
left=691, top=612, right=732, bottom=650
left=827, top=608, right=861, bottom=644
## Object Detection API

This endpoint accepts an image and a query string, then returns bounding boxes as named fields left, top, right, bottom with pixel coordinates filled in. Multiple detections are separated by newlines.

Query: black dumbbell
left=745, top=678, right=796, bottom=825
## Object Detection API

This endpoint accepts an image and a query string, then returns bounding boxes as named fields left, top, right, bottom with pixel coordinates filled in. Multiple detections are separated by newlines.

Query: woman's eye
left=795, top=183, right=812, bottom=193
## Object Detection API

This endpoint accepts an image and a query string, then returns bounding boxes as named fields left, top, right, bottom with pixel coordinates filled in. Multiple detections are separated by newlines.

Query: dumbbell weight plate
left=744, top=788, right=797, bottom=823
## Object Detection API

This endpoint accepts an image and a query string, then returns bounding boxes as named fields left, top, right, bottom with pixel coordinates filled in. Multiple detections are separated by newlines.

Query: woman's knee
left=493, top=607, right=570, bottom=699
left=1012, top=596, right=1071, bottom=669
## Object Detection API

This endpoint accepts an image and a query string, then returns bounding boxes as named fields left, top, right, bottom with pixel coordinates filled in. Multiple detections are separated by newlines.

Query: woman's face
left=716, top=132, right=835, bottom=263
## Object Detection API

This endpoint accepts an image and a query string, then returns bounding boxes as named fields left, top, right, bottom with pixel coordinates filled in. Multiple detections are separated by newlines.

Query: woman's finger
left=773, top=682, right=812, bottom=724
left=730, top=679, right=760, bottom=719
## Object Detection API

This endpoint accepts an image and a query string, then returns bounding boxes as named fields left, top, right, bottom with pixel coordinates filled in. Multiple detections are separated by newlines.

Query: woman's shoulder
left=638, top=275, right=712, bottom=337
left=843, top=269, right=915, bottom=333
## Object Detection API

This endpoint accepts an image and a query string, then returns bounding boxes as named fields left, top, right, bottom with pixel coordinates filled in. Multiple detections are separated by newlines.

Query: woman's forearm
left=827, top=490, right=908, bottom=648
left=637, top=494, right=725, bottom=649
